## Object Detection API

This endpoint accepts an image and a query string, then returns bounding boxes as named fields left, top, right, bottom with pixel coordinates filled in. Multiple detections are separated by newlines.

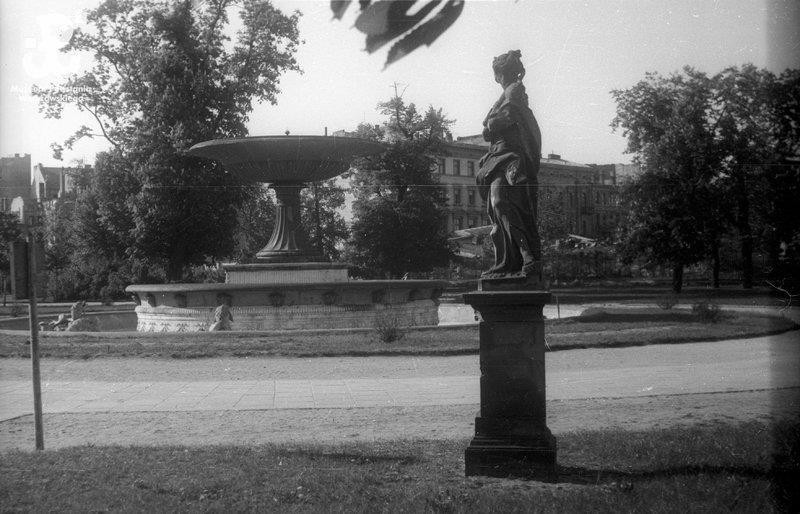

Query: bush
left=46, top=257, right=165, bottom=302
left=374, top=311, right=404, bottom=343
left=692, top=300, right=722, bottom=323
left=182, top=264, right=226, bottom=284
left=657, top=294, right=679, bottom=310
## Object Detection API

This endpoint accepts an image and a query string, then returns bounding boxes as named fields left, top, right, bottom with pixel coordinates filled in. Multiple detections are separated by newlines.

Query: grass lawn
left=0, top=308, right=795, bottom=359
left=1, top=420, right=797, bottom=512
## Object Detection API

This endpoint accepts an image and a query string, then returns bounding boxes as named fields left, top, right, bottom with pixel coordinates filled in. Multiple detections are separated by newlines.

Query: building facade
left=333, top=129, right=635, bottom=240
left=31, top=163, right=88, bottom=201
left=438, top=137, right=629, bottom=239
left=0, top=153, right=32, bottom=211
left=434, top=141, right=487, bottom=233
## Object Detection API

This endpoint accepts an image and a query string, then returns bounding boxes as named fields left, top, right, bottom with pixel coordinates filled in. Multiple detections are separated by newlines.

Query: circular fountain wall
left=126, top=135, right=447, bottom=332
left=127, top=280, right=444, bottom=332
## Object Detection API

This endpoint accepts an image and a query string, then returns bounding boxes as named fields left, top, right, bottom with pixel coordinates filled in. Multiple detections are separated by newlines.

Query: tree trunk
left=167, top=260, right=183, bottom=282
left=711, top=239, right=721, bottom=289
left=312, top=183, right=324, bottom=256
left=672, top=264, right=684, bottom=294
left=735, top=174, right=754, bottom=289
left=740, top=232, right=754, bottom=289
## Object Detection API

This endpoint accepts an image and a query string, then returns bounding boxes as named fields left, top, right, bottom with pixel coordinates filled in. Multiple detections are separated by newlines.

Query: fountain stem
left=256, top=182, right=322, bottom=263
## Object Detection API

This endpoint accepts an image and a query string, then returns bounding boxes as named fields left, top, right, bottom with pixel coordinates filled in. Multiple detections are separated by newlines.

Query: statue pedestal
left=463, top=287, right=556, bottom=481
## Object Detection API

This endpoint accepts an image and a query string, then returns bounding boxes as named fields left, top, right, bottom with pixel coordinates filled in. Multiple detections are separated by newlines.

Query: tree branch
left=77, top=101, right=121, bottom=149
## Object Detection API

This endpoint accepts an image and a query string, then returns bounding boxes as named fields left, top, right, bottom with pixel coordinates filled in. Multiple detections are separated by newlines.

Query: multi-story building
left=433, top=140, right=487, bottom=232
left=440, top=137, right=630, bottom=239
left=31, top=163, right=88, bottom=201
left=1, top=155, right=90, bottom=232
left=333, top=129, right=634, bottom=239
left=0, top=153, right=32, bottom=211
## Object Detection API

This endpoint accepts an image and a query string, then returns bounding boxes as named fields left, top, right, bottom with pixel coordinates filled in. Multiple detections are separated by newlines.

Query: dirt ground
left=2, top=389, right=798, bottom=451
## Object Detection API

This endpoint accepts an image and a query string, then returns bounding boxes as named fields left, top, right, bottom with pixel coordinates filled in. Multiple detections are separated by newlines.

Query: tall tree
left=612, top=67, right=726, bottom=292
left=711, top=65, right=800, bottom=288
left=345, top=95, right=452, bottom=278
left=612, top=65, right=799, bottom=291
left=0, top=212, right=22, bottom=290
left=301, top=179, right=348, bottom=261
left=230, top=185, right=275, bottom=263
left=617, top=170, right=715, bottom=293
left=35, top=0, right=302, bottom=280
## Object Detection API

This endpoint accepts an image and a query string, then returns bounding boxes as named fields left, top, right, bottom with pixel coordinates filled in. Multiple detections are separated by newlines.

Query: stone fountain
left=126, top=135, right=447, bottom=332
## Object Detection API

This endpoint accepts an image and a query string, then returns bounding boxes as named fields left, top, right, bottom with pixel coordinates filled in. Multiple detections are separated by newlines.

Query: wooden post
left=27, top=234, right=44, bottom=450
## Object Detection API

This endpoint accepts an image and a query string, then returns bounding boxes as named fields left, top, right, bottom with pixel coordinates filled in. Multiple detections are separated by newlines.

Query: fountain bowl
left=188, top=135, right=384, bottom=183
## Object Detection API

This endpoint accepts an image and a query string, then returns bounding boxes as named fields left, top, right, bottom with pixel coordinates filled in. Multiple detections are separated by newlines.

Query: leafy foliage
left=538, top=186, right=571, bottom=245
left=345, top=95, right=452, bottom=278
left=333, top=0, right=465, bottom=69
left=373, top=310, right=404, bottom=343
left=34, top=0, right=302, bottom=280
left=230, top=185, right=276, bottom=263
left=301, top=179, right=349, bottom=261
left=612, top=65, right=799, bottom=292
left=0, top=211, right=23, bottom=279
left=612, top=68, right=722, bottom=291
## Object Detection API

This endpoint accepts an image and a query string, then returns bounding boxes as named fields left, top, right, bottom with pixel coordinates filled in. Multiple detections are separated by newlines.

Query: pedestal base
left=465, top=435, right=557, bottom=481
left=463, top=288, right=556, bottom=481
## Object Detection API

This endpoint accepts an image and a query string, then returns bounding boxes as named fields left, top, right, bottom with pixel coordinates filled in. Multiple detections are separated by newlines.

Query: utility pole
left=26, top=204, right=44, bottom=450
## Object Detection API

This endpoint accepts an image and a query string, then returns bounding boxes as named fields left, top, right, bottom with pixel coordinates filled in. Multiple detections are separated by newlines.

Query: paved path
left=1, top=332, right=798, bottom=422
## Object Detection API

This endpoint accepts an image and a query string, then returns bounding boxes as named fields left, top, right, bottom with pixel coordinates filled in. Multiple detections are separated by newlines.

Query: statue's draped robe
left=476, top=81, right=542, bottom=275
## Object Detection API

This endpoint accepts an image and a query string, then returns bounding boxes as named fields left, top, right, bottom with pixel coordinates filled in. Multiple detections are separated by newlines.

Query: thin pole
left=27, top=235, right=44, bottom=450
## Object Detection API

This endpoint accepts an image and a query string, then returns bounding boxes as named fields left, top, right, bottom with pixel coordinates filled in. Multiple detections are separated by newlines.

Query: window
left=467, top=161, right=475, bottom=177
left=455, top=216, right=463, bottom=230
left=468, top=217, right=477, bottom=228
left=453, top=188, right=462, bottom=205
left=437, top=158, right=445, bottom=174
left=453, top=159, right=461, bottom=176
left=468, top=188, right=476, bottom=205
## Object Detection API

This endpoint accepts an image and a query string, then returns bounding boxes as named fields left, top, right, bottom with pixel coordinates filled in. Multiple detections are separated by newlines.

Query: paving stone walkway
left=2, top=332, right=797, bottom=422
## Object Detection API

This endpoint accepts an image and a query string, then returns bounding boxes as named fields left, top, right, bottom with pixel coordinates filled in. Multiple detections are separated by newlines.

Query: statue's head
left=492, top=50, right=525, bottom=86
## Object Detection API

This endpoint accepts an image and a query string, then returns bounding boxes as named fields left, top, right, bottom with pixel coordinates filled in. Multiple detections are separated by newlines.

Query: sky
left=1, top=0, right=798, bottom=168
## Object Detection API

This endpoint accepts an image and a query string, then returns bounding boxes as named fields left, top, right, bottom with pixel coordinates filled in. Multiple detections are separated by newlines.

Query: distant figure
left=209, top=304, right=233, bottom=331
left=58, top=300, right=99, bottom=332
left=66, top=316, right=99, bottom=332
left=476, top=50, right=542, bottom=278
left=41, top=313, right=70, bottom=332
left=70, top=300, right=86, bottom=322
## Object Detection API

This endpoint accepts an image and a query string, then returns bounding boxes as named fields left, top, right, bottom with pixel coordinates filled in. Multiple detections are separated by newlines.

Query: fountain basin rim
left=221, top=262, right=350, bottom=272
left=187, top=135, right=385, bottom=183
left=126, top=280, right=449, bottom=294
left=189, top=134, right=385, bottom=147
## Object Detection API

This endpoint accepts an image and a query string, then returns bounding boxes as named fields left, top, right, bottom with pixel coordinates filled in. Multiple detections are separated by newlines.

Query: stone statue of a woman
left=476, top=50, right=542, bottom=281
